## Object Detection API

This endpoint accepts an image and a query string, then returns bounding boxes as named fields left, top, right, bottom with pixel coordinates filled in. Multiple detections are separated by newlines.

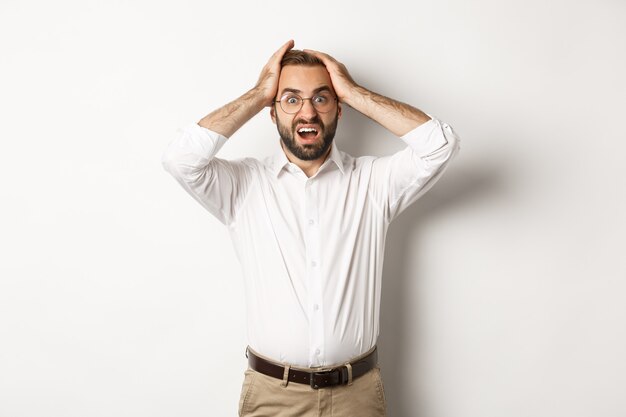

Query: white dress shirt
left=162, top=117, right=460, bottom=367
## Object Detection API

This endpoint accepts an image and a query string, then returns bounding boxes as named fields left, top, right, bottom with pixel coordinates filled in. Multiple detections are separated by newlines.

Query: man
left=162, top=40, right=460, bottom=416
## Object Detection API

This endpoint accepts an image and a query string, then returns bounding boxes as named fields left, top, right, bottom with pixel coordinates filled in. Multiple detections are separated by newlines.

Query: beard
left=276, top=110, right=339, bottom=161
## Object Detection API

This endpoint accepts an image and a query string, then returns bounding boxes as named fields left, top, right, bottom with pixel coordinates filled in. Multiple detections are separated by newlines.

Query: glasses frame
left=274, top=92, right=338, bottom=114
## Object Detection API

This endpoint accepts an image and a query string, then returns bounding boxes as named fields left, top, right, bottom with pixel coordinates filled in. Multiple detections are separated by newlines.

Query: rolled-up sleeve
left=162, top=123, right=253, bottom=225
left=369, top=117, right=460, bottom=222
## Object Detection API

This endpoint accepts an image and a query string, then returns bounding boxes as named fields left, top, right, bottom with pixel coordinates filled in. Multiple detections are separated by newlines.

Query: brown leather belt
left=246, top=347, right=378, bottom=389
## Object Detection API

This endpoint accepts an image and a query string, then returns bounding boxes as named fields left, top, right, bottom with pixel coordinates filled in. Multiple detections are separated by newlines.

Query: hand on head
left=256, top=40, right=294, bottom=107
left=303, top=48, right=358, bottom=103
left=256, top=41, right=358, bottom=107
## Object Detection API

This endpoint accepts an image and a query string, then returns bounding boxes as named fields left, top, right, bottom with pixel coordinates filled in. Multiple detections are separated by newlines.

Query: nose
left=298, top=98, right=318, bottom=118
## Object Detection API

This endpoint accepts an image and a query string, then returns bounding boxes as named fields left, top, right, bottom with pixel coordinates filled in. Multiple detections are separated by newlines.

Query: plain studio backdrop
left=1, top=0, right=625, bottom=416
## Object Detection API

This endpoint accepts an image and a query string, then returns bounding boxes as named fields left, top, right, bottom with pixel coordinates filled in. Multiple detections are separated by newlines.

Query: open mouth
left=296, top=126, right=320, bottom=142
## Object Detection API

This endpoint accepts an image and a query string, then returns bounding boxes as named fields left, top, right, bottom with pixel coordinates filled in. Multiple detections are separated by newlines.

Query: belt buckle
left=309, top=368, right=345, bottom=389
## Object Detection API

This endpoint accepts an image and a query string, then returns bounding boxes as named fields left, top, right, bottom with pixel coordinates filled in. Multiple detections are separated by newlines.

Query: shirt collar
left=269, top=141, right=345, bottom=178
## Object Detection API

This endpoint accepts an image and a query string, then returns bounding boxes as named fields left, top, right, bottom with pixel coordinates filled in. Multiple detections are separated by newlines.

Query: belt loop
left=281, top=364, right=291, bottom=387
left=345, top=363, right=353, bottom=386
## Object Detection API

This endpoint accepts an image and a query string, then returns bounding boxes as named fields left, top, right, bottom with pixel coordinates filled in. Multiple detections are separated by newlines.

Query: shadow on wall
left=377, top=153, right=511, bottom=417
left=336, top=92, right=516, bottom=414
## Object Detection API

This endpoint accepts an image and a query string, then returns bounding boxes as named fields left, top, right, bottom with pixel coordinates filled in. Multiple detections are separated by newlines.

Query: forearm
left=343, top=86, right=431, bottom=137
left=198, top=87, right=266, bottom=138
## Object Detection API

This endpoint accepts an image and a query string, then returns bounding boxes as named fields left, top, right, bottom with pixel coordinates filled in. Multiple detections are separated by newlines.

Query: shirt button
left=315, top=349, right=321, bottom=355
left=311, top=261, right=317, bottom=267
left=308, top=219, right=314, bottom=225
left=313, top=304, right=319, bottom=311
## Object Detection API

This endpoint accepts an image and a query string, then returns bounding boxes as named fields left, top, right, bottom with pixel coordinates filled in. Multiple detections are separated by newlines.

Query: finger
left=303, top=49, right=334, bottom=64
left=273, top=39, right=295, bottom=59
left=266, top=40, right=294, bottom=72
left=283, top=39, right=295, bottom=51
left=303, top=48, right=322, bottom=55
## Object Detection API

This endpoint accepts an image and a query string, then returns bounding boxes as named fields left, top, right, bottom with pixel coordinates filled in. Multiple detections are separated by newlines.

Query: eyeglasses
left=275, top=92, right=337, bottom=114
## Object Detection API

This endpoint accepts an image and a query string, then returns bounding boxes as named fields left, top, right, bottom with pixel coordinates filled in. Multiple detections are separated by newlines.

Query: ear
left=337, top=102, right=342, bottom=120
left=270, top=104, right=277, bottom=124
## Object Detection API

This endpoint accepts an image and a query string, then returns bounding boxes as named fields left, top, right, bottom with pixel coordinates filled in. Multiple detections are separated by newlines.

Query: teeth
left=298, top=127, right=317, bottom=133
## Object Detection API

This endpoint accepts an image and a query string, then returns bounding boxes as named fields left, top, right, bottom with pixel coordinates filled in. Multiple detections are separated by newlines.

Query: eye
left=284, top=95, right=300, bottom=105
left=313, top=95, right=328, bottom=104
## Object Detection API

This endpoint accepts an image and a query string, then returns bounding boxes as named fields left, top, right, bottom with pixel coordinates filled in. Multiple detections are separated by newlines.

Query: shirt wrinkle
left=162, top=117, right=460, bottom=367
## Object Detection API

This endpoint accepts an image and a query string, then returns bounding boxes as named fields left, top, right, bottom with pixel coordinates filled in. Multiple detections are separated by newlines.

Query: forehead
left=277, top=65, right=333, bottom=94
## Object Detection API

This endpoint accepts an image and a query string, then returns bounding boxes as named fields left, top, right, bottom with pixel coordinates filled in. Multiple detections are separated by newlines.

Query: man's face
left=271, top=65, right=341, bottom=162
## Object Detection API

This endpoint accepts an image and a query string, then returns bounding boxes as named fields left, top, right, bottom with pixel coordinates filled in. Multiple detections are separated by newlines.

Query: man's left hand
left=304, top=49, right=359, bottom=103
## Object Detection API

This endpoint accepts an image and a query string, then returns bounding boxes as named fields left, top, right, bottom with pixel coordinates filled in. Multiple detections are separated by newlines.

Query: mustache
left=293, top=116, right=323, bottom=126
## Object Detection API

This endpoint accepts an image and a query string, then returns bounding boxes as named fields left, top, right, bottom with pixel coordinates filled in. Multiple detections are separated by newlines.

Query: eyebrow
left=280, top=86, right=332, bottom=96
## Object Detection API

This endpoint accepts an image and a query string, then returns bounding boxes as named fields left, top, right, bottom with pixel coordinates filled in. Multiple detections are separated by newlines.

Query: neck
left=281, top=142, right=332, bottom=178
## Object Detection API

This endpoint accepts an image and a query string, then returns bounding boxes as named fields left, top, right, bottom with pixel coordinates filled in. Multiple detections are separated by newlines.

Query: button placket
left=304, top=179, right=324, bottom=365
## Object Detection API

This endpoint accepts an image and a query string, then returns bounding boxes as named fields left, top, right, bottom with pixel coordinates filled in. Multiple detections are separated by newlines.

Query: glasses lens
left=280, top=94, right=302, bottom=114
left=311, top=92, right=334, bottom=112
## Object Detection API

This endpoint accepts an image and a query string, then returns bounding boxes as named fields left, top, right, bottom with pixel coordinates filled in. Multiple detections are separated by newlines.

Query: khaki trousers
left=238, top=363, right=387, bottom=417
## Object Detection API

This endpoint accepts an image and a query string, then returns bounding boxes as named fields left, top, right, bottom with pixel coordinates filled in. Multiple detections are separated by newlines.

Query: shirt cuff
left=400, top=117, right=449, bottom=157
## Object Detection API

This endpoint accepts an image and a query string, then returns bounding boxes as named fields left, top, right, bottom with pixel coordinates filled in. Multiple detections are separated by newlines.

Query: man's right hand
left=197, top=40, right=294, bottom=138
left=255, top=40, right=295, bottom=106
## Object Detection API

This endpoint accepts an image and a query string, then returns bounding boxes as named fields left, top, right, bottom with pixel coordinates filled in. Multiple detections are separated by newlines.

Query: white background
left=1, top=0, right=625, bottom=416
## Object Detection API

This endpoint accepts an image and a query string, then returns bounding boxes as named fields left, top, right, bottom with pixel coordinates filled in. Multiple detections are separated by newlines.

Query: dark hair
left=281, top=50, right=324, bottom=67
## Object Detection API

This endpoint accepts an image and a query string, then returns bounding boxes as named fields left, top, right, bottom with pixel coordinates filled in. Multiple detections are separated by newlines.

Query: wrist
left=341, top=84, right=367, bottom=108
left=247, top=86, right=273, bottom=109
